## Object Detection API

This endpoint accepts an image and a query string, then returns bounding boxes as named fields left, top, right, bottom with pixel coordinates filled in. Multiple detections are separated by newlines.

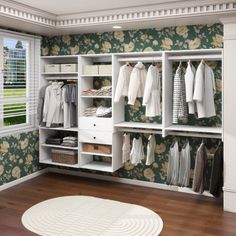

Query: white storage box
left=83, top=65, right=99, bottom=75
left=99, top=65, right=112, bottom=75
left=45, top=64, right=60, bottom=73
left=61, top=64, right=77, bottom=73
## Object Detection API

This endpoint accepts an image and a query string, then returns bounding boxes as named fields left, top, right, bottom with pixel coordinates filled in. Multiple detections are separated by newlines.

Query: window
left=0, top=31, right=40, bottom=135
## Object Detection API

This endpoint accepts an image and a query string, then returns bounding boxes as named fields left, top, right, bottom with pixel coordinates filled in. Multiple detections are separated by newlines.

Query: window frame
left=0, top=30, right=40, bottom=137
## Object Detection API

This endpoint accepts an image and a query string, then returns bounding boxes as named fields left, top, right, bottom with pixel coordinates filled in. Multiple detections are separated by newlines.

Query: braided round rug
left=22, top=195, right=163, bottom=236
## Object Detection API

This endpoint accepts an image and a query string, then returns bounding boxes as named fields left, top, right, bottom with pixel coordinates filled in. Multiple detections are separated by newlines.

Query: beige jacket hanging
left=128, top=62, right=147, bottom=105
left=193, top=62, right=216, bottom=118
left=142, top=65, right=161, bottom=117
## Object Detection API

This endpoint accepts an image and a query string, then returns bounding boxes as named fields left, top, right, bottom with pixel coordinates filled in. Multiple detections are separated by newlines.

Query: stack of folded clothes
left=45, top=136, right=62, bottom=145
left=96, top=106, right=112, bottom=117
left=82, top=86, right=112, bottom=96
left=83, top=107, right=97, bottom=116
left=61, top=136, right=78, bottom=147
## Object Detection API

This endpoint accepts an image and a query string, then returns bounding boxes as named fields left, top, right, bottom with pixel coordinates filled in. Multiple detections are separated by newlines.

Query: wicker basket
left=82, top=143, right=112, bottom=154
left=51, top=149, right=77, bottom=164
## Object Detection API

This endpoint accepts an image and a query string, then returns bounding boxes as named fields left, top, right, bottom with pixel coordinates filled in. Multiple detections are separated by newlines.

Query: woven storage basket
left=82, top=143, right=112, bottom=154
left=51, top=149, right=77, bottom=164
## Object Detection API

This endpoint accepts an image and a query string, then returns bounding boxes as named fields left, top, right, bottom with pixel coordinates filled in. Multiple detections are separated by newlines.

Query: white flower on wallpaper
left=161, top=38, right=173, bottom=50
left=187, top=38, right=201, bottom=49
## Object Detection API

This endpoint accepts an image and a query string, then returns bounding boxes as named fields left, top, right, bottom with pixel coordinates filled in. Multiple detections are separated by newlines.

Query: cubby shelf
left=81, top=151, right=112, bottom=157
left=79, top=74, right=112, bottom=77
left=40, top=159, right=79, bottom=168
left=39, top=126, right=78, bottom=132
left=80, top=161, right=113, bottom=172
left=41, top=143, right=78, bottom=150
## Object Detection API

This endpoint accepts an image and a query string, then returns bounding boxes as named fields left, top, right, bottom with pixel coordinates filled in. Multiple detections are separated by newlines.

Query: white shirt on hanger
left=185, top=61, right=196, bottom=114
left=142, top=65, right=161, bottom=117
left=130, top=136, right=144, bottom=166
left=193, top=61, right=216, bottom=118
left=114, top=64, right=132, bottom=103
left=128, top=62, right=147, bottom=105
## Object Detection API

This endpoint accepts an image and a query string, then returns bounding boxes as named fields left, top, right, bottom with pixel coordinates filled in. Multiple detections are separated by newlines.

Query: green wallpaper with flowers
left=0, top=131, right=41, bottom=185
left=0, top=23, right=223, bottom=188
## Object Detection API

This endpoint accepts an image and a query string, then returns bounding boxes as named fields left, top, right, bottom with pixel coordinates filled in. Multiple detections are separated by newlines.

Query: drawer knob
left=93, top=124, right=96, bottom=127
left=93, top=137, right=96, bottom=139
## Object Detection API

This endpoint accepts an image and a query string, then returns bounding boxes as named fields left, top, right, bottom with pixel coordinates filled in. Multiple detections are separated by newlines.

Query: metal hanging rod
left=167, top=54, right=222, bottom=61
left=118, top=127, right=162, bottom=135
left=117, top=128, right=222, bottom=139
left=166, top=131, right=222, bottom=139
left=118, top=56, right=162, bottom=63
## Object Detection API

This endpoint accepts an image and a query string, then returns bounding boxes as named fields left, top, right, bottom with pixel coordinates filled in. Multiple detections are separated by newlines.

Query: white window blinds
left=0, top=32, right=40, bottom=134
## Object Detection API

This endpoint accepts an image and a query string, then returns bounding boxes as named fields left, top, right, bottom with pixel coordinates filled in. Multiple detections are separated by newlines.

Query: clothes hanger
left=182, top=139, right=188, bottom=149
left=126, top=61, right=130, bottom=67
left=135, top=133, right=140, bottom=139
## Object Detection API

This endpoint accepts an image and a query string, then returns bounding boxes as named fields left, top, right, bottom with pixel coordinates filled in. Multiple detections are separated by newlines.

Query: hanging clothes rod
left=167, top=54, right=222, bottom=61
left=118, top=127, right=162, bottom=135
left=117, top=127, right=222, bottom=139
left=118, top=56, right=162, bottom=63
left=167, top=131, right=222, bottom=139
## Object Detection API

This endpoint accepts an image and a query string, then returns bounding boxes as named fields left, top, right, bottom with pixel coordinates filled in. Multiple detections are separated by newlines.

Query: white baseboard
left=0, top=168, right=48, bottom=191
left=0, top=167, right=214, bottom=198
left=48, top=167, right=214, bottom=198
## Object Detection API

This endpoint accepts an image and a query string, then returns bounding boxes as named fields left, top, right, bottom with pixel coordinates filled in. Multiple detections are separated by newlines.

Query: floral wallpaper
left=42, top=23, right=223, bottom=189
left=0, top=131, right=41, bottom=185
left=1, top=23, right=223, bottom=188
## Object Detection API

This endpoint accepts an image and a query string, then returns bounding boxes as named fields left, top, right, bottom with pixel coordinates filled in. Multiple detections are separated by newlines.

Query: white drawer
left=79, top=117, right=113, bottom=131
left=79, top=130, right=112, bottom=145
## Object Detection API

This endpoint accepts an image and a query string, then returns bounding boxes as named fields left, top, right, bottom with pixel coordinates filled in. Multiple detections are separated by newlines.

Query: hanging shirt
left=185, top=62, right=196, bottom=114
left=128, top=62, right=147, bottom=105
left=167, top=141, right=179, bottom=185
left=114, top=64, right=132, bottom=103
left=209, top=142, right=223, bottom=197
left=142, top=65, right=161, bottom=117
left=193, top=62, right=216, bottom=118
left=178, top=141, right=191, bottom=187
left=172, top=65, right=188, bottom=124
left=146, top=134, right=156, bottom=166
left=130, top=136, right=144, bottom=166
left=122, top=133, right=131, bottom=164
left=192, top=143, right=208, bottom=194
left=37, top=84, right=49, bottom=125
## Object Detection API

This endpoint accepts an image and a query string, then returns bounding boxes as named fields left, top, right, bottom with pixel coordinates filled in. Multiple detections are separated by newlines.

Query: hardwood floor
left=0, top=172, right=236, bottom=236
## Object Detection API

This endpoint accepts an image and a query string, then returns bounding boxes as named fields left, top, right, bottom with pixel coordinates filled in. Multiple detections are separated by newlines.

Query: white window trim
left=0, top=29, right=41, bottom=136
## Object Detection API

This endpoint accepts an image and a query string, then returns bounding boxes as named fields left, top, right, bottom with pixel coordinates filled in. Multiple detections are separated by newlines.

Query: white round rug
left=22, top=195, right=163, bottom=236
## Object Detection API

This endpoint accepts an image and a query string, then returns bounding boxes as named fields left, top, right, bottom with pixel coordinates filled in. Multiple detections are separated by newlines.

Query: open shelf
left=165, top=125, right=222, bottom=134
left=81, top=95, right=112, bottom=98
left=80, top=74, right=112, bottom=77
left=40, top=159, right=79, bottom=168
left=41, top=143, right=78, bottom=150
left=39, top=126, right=78, bottom=132
left=41, top=72, right=78, bottom=75
left=80, top=151, right=112, bottom=157
left=80, top=161, right=112, bottom=172
left=114, top=122, right=162, bottom=130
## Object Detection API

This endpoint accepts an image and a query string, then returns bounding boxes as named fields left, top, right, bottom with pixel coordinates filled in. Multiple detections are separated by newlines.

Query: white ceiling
left=12, top=0, right=183, bottom=15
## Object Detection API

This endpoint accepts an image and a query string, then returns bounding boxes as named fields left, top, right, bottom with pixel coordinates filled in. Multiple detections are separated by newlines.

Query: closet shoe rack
left=39, top=49, right=223, bottom=173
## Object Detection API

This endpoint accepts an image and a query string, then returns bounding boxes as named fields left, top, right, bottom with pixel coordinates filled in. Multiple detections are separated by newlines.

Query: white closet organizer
left=39, top=49, right=223, bottom=172
left=78, top=54, right=122, bottom=172
left=39, top=55, right=79, bottom=168
left=114, top=49, right=223, bottom=140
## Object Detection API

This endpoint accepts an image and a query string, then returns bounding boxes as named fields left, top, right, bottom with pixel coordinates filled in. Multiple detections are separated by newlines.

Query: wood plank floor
left=0, top=172, right=236, bottom=236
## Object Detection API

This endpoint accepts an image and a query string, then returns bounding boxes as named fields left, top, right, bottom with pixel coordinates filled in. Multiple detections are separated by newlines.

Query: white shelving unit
left=39, top=49, right=223, bottom=173
left=78, top=54, right=123, bottom=172
left=39, top=55, right=80, bottom=166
